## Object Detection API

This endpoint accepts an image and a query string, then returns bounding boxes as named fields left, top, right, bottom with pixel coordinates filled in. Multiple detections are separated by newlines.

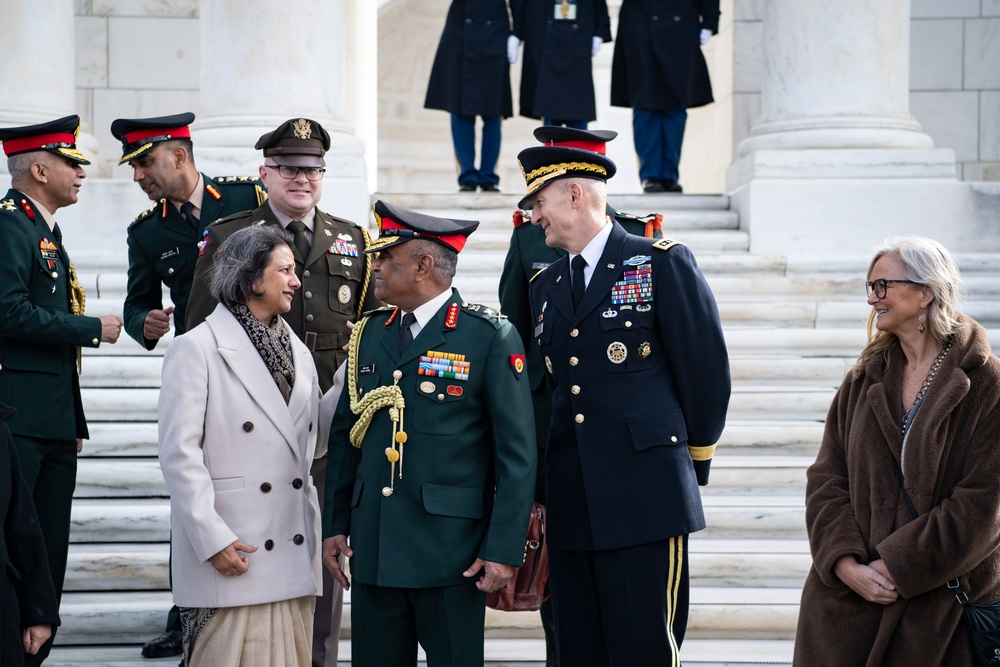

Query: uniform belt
left=303, top=331, right=350, bottom=352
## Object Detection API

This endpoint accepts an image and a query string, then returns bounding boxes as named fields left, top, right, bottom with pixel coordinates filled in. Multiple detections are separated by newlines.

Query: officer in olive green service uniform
left=323, top=201, right=536, bottom=667
left=185, top=118, right=380, bottom=666
left=0, top=115, right=124, bottom=667
left=186, top=118, right=381, bottom=390
left=498, top=126, right=663, bottom=667
left=112, top=112, right=266, bottom=350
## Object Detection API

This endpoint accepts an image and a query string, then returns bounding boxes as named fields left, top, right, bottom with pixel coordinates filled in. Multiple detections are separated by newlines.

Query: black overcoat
left=0, top=403, right=59, bottom=667
left=512, top=0, right=611, bottom=122
left=424, top=0, right=514, bottom=118
left=610, top=0, right=719, bottom=111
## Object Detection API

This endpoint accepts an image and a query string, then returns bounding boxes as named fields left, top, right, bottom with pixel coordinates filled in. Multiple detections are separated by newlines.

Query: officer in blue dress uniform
left=517, top=138, right=731, bottom=666
left=323, top=201, right=536, bottom=666
left=0, top=115, right=124, bottom=667
left=112, top=112, right=266, bottom=351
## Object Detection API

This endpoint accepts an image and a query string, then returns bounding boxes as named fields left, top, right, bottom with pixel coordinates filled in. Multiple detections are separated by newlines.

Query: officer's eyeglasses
left=265, top=165, right=326, bottom=181
left=865, top=278, right=919, bottom=299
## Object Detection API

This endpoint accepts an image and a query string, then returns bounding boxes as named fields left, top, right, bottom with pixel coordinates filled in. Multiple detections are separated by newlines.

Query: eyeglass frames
left=865, top=278, right=919, bottom=299
left=264, top=164, right=326, bottom=181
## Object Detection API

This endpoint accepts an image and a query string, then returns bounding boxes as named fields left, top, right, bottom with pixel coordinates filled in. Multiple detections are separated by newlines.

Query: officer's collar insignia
left=445, top=303, right=459, bottom=329
left=292, top=118, right=312, bottom=140
left=607, top=263, right=616, bottom=269
left=602, top=308, right=618, bottom=318
left=161, top=199, right=169, bottom=218
left=624, top=255, right=651, bottom=266
left=384, top=306, right=400, bottom=327
left=323, top=229, right=332, bottom=236
left=206, top=184, right=222, bottom=200
left=19, top=199, right=35, bottom=218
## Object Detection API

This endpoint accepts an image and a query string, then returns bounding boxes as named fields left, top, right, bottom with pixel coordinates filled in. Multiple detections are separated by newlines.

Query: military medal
left=329, top=238, right=360, bottom=256
left=419, top=381, right=435, bottom=394
left=418, top=351, right=470, bottom=381
left=545, top=356, right=553, bottom=374
left=611, top=264, right=653, bottom=305
left=39, top=238, right=59, bottom=270
left=607, top=341, right=627, bottom=364
left=638, top=341, right=652, bottom=358
left=338, top=285, right=352, bottom=304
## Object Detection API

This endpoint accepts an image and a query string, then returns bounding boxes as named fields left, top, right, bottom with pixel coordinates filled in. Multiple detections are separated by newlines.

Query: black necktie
left=180, top=201, right=200, bottom=229
left=52, top=222, right=63, bottom=247
left=399, top=312, right=417, bottom=354
left=571, top=255, right=587, bottom=310
left=287, top=220, right=311, bottom=260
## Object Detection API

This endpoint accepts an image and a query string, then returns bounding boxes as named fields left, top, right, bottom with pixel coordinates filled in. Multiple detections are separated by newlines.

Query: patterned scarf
left=229, top=304, right=295, bottom=404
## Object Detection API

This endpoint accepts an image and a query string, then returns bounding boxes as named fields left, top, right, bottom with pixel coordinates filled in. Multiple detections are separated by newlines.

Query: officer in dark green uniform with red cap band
left=323, top=201, right=536, bottom=667
left=0, top=115, right=125, bottom=667
left=112, top=112, right=266, bottom=352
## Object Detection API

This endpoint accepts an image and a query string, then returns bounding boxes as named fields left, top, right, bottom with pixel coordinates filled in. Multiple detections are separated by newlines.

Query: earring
left=918, top=312, right=926, bottom=334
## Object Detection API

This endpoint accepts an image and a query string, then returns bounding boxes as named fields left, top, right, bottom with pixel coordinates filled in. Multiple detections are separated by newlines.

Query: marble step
left=65, top=543, right=168, bottom=591
left=373, top=191, right=733, bottom=214
left=75, top=459, right=166, bottom=498
left=53, top=584, right=799, bottom=646
left=69, top=495, right=804, bottom=545
left=45, top=639, right=795, bottom=665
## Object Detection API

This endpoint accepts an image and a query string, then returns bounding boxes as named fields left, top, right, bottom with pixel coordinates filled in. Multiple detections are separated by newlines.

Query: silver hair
left=413, top=238, right=458, bottom=280
left=7, top=153, right=37, bottom=185
left=209, top=225, right=294, bottom=307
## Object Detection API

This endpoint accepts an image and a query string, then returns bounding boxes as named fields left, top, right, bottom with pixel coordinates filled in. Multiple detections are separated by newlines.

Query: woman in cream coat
left=158, top=225, right=322, bottom=666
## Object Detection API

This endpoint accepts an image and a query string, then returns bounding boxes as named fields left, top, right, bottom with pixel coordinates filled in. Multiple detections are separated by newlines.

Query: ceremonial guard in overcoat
left=517, top=137, right=730, bottom=666
left=113, top=113, right=266, bottom=350
left=323, top=202, right=536, bottom=666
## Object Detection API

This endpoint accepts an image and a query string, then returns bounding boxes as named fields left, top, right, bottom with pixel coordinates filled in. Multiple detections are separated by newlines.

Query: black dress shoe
left=141, top=629, right=183, bottom=658
left=661, top=179, right=683, bottom=193
left=480, top=182, right=501, bottom=193
left=458, top=183, right=477, bottom=192
left=641, top=178, right=666, bottom=193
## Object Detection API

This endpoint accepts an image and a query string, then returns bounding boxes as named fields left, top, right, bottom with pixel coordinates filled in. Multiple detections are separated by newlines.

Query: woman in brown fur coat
left=794, top=237, right=1000, bottom=666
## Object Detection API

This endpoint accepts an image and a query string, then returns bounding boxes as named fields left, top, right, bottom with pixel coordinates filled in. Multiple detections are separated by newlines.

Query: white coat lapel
left=208, top=307, right=301, bottom=460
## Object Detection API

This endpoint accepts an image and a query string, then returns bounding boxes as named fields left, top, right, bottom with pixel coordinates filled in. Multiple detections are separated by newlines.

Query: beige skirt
left=180, top=596, right=315, bottom=667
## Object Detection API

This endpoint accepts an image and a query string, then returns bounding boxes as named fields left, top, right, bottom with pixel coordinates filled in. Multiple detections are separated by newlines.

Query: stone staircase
left=38, top=185, right=1000, bottom=665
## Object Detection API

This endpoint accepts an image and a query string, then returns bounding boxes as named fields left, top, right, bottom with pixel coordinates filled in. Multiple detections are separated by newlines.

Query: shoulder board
left=210, top=209, right=256, bottom=227
left=318, top=210, right=364, bottom=230
left=214, top=175, right=262, bottom=185
left=528, top=265, right=550, bottom=283
left=461, top=302, right=506, bottom=327
left=0, top=198, right=18, bottom=214
left=361, top=305, right=396, bottom=320
left=512, top=209, right=529, bottom=228
left=130, top=201, right=161, bottom=225
left=652, top=238, right=685, bottom=252
left=255, top=184, right=268, bottom=206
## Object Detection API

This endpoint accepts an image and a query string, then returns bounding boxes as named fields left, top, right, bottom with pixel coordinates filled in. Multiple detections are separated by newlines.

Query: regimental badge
left=610, top=264, right=653, bottom=305
left=328, top=239, right=360, bottom=256
left=198, top=229, right=211, bottom=256
left=510, top=354, right=525, bottom=380
left=418, top=351, right=470, bottom=381
left=545, top=355, right=553, bottom=374
left=638, top=341, right=652, bottom=358
left=39, top=238, right=59, bottom=270
left=419, top=381, right=435, bottom=394
left=607, top=341, right=627, bottom=364
left=338, top=285, right=352, bottom=304
left=292, top=118, right=312, bottom=140
left=447, top=385, right=463, bottom=396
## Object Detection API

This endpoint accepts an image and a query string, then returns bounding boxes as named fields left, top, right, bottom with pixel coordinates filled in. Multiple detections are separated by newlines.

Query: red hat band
left=121, top=125, right=191, bottom=145
left=544, top=139, right=607, bottom=154
left=379, top=217, right=469, bottom=253
left=2, top=132, right=77, bottom=156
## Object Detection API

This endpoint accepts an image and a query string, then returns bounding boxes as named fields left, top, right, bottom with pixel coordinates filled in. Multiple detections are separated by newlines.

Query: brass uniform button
left=304, top=291, right=313, bottom=299
left=91, top=337, right=99, bottom=345
left=51, top=271, right=58, bottom=279
left=571, top=385, right=581, bottom=395
left=168, top=268, right=174, bottom=275
left=570, top=329, right=579, bottom=337
left=671, top=436, right=678, bottom=443
left=303, top=270, right=311, bottom=278
left=625, top=321, right=632, bottom=328
left=575, top=414, right=585, bottom=424
left=569, top=357, right=579, bottom=366
left=437, top=394, right=445, bottom=401
left=306, top=314, right=315, bottom=323
left=382, top=486, right=393, bottom=497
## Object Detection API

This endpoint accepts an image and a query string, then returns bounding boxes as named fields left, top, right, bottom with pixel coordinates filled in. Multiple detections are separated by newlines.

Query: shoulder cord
left=346, top=314, right=405, bottom=450
left=356, top=227, right=374, bottom=321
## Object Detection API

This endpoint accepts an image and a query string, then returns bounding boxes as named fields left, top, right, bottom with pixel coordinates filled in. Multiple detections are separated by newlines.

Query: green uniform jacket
left=498, top=205, right=659, bottom=500
left=324, top=290, right=536, bottom=588
left=124, top=173, right=265, bottom=349
left=0, top=189, right=103, bottom=440
left=185, top=201, right=381, bottom=392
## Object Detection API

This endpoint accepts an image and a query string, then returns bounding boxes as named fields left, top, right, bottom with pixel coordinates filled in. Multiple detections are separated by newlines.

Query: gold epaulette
left=219, top=175, right=262, bottom=183
left=131, top=202, right=159, bottom=224
left=688, top=443, right=717, bottom=461
left=652, top=238, right=685, bottom=251
left=255, top=184, right=268, bottom=205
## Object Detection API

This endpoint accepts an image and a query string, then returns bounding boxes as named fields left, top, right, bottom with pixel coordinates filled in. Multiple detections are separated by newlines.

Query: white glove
left=700, top=28, right=712, bottom=46
left=507, top=35, right=520, bottom=64
left=592, top=36, right=603, bottom=57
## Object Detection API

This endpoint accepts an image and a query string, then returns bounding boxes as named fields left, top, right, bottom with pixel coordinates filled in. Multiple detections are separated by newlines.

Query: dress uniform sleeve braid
left=355, top=227, right=374, bottom=321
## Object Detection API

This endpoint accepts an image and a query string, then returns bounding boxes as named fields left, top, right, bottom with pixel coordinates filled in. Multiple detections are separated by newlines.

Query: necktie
left=398, top=312, right=417, bottom=354
left=287, top=220, right=311, bottom=260
left=180, top=201, right=200, bottom=229
left=52, top=222, right=63, bottom=247
left=571, top=255, right=587, bottom=310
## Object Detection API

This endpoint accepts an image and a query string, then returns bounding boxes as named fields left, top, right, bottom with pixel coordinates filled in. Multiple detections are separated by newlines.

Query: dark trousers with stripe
left=549, top=535, right=690, bottom=667
left=14, top=435, right=78, bottom=667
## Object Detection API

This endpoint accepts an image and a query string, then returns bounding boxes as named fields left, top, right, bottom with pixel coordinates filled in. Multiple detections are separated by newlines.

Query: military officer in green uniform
left=499, top=126, right=662, bottom=667
left=323, top=201, right=536, bottom=667
left=112, top=112, right=266, bottom=351
left=0, top=115, right=124, bottom=666
left=185, top=118, right=381, bottom=666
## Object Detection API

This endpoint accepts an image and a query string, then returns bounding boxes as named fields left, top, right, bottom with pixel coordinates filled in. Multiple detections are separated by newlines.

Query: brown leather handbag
left=486, top=502, right=550, bottom=612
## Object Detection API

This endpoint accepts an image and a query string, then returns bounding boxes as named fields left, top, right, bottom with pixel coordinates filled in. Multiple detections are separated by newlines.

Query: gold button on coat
left=168, top=268, right=174, bottom=275
left=570, top=329, right=579, bottom=337
left=569, top=357, right=579, bottom=366
left=571, top=385, right=581, bottom=394
left=671, top=436, right=678, bottom=443
left=625, top=321, right=632, bottom=328
left=575, top=414, right=585, bottom=423
left=91, top=338, right=99, bottom=345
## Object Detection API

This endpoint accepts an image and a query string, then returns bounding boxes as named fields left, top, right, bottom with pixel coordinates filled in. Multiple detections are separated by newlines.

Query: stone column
left=194, top=0, right=368, bottom=222
left=725, top=0, right=993, bottom=256
left=0, top=0, right=97, bottom=174
left=345, top=0, right=378, bottom=191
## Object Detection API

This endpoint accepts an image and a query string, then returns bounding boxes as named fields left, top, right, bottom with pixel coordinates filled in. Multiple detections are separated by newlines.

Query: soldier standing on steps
left=185, top=118, right=382, bottom=667
left=517, top=137, right=731, bottom=666
left=112, top=112, right=266, bottom=352
left=499, top=125, right=664, bottom=667
left=0, top=115, right=124, bottom=667
left=110, top=112, right=267, bottom=661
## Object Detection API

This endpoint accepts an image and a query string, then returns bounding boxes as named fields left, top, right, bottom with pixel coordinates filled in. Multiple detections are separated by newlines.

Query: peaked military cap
left=369, top=200, right=479, bottom=254
left=110, top=112, right=195, bottom=165
left=255, top=118, right=330, bottom=168
left=0, top=114, right=90, bottom=165
left=516, top=138, right=617, bottom=209
left=532, top=127, right=618, bottom=154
